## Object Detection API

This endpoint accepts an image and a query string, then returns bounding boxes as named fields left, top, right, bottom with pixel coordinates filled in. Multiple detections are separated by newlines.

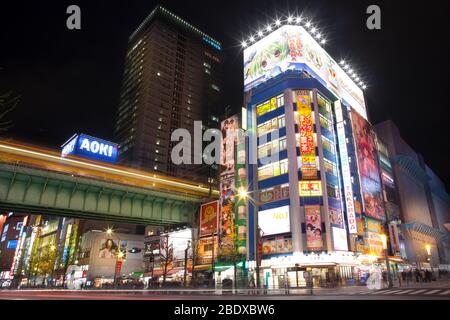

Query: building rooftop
left=129, top=5, right=221, bottom=50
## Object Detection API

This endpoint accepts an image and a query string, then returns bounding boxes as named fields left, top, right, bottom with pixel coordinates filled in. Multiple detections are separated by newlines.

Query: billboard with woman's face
left=98, top=239, right=127, bottom=259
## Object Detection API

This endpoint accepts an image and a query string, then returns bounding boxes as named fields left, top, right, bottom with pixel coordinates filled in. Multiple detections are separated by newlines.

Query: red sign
left=199, top=200, right=219, bottom=237
left=115, top=260, right=123, bottom=277
left=257, top=242, right=263, bottom=265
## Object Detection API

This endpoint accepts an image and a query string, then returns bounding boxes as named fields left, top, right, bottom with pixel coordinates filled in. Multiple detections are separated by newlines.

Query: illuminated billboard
left=299, top=180, right=322, bottom=197
left=243, top=25, right=366, bottom=119
left=332, top=226, right=348, bottom=251
left=351, top=111, right=385, bottom=221
left=296, top=90, right=317, bottom=179
left=305, top=205, right=323, bottom=251
left=199, top=201, right=219, bottom=237
left=258, top=205, right=290, bottom=236
left=61, top=133, right=118, bottom=163
left=218, top=115, right=239, bottom=262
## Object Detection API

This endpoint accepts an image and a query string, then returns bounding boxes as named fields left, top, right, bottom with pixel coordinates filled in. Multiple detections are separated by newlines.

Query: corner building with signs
left=243, top=24, right=387, bottom=288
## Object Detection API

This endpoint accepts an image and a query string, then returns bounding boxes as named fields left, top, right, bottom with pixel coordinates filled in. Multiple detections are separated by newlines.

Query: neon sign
left=61, top=134, right=118, bottom=163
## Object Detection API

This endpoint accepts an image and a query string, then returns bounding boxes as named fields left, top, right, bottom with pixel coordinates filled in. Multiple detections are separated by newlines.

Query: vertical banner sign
left=335, top=101, right=357, bottom=234
left=219, top=115, right=239, bottom=263
left=10, top=216, right=28, bottom=278
left=235, top=127, right=247, bottom=258
left=199, top=201, right=219, bottom=237
left=296, top=90, right=317, bottom=179
left=305, top=205, right=323, bottom=251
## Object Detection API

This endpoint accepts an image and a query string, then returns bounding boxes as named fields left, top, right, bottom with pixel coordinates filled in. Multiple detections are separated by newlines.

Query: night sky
left=0, top=0, right=449, bottom=190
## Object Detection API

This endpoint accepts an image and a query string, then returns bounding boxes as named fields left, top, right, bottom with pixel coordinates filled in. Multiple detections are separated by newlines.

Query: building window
left=256, top=94, right=284, bottom=117
left=257, top=115, right=286, bottom=137
left=257, top=159, right=288, bottom=181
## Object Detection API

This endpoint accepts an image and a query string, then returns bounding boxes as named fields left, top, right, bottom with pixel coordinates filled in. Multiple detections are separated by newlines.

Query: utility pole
left=184, top=240, right=191, bottom=287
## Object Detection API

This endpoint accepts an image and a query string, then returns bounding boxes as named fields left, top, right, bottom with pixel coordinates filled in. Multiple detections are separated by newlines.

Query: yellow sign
left=296, top=90, right=317, bottom=179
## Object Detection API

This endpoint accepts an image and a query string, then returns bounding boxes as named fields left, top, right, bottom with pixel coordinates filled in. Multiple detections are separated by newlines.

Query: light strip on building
left=335, top=101, right=357, bottom=234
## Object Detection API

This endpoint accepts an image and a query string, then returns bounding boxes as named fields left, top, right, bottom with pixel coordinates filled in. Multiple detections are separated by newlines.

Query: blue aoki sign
left=61, top=134, right=118, bottom=163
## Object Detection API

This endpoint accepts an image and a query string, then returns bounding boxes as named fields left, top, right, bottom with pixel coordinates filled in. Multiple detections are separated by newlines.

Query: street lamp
left=380, top=234, right=393, bottom=288
left=184, top=240, right=191, bottom=287
left=425, top=244, right=434, bottom=279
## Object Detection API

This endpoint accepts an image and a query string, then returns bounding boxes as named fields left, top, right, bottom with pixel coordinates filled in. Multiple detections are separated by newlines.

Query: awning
left=194, top=265, right=212, bottom=271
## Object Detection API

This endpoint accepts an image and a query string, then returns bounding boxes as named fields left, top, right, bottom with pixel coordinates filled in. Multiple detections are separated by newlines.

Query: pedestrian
left=414, top=269, right=420, bottom=283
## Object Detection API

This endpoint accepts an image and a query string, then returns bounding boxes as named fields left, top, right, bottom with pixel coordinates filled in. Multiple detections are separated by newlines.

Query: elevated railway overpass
left=0, top=140, right=218, bottom=225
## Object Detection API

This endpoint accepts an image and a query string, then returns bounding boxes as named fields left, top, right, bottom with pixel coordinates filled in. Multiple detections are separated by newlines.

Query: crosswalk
left=355, top=288, right=450, bottom=297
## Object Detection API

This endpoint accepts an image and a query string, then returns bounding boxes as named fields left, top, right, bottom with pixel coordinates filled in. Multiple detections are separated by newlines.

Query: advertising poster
left=351, top=111, right=385, bottom=221
left=329, top=207, right=344, bottom=227
left=243, top=25, right=366, bottom=120
left=262, top=236, right=292, bottom=255
left=299, top=180, right=322, bottom=196
left=196, top=236, right=218, bottom=265
left=296, top=90, right=317, bottom=179
left=199, top=200, right=219, bottom=237
left=258, top=205, right=290, bottom=236
left=218, top=176, right=236, bottom=262
left=220, top=115, right=239, bottom=179
left=218, top=115, right=239, bottom=263
left=305, top=205, right=323, bottom=251
left=98, top=239, right=127, bottom=259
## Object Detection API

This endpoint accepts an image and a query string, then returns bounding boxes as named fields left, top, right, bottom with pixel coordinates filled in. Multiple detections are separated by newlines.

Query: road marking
left=381, top=290, right=403, bottom=295
left=394, top=290, right=414, bottom=294
left=424, top=290, right=441, bottom=295
left=408, top=289, right=427, bottom=295
left=439, top=290, right=450, bottom=295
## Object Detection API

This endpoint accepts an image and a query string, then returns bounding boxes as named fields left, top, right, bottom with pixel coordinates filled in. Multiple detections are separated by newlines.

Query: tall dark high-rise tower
left=114, top=5, right=223, bottom=185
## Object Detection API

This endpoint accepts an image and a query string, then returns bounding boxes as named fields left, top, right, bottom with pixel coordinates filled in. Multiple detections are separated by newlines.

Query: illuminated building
left=114, top=5, right=223, bottom=185
left=373, top=120, right=450, bottom=267
left=0, top=213, right=29, bottom=282
left=241, top=18, right=386, bottom=288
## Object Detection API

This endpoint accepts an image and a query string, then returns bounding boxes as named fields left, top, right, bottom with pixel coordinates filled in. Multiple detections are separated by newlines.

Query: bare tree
left=159, top=234, right=174, bottom=286
left=0, top=91, right=19, bottom=132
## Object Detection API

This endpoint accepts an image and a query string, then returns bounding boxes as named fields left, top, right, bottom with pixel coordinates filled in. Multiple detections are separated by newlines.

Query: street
left=1, top=284, right=450, bottom=300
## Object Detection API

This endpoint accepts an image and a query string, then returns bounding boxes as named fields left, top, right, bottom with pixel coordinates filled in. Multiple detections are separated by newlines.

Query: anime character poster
left=199, top=201, right=219, bottom=237
left=220, top=115, right=239, bottom=179
left=305, top=205, right=323, bottom=251
left=351, top=111, right=385, bottom=221
left=218, top=177, right=236, bottom=262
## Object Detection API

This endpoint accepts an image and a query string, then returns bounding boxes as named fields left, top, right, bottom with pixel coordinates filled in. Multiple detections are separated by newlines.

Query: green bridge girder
left=0, top=163, right=199, bottom=225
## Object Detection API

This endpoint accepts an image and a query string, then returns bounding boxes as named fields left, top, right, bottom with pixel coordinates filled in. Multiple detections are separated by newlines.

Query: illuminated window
left=323, top=158, right=337, bottom=176
left=256, top=94, right=284, bottom=117
left=280, top=159, right=288, bottom=174
left=321, top=136, right=335, bottom=154
left=257, top=115, right=285, bottom=137
left=257, top=160, right=288, bottom=181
